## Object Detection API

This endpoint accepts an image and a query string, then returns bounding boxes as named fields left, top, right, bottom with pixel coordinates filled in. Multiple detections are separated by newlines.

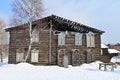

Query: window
left=58, top=49, right=65, bottom=66
left=75, top=33, right=82, bottom=46
left=16, top=49, right=24, bottom=62
left=72, top=49, right=80, bottom=66
left=86, top=32, right=95, bottom=47
left=31, top=28, right=39, bottom=42
left=16, top=30, right=23, bottom=38
left=31, top=49, right=39, bottom=63
left=15, top=30, right=24, bottom=42
left=58, top=32, right=65, bottom=46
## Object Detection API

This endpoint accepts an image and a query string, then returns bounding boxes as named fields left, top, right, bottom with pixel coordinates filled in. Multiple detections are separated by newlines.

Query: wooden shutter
left=58, top=33, right=61, bottom=46
left=75, top=33, right=82, bottom=46
left=31, top=49, right=39, bottom=62
left=16, top=49, right=24, bottom=62
left=58, top=32, right=65, bottom=46
left=62, top=33, right=65, bottom=45
left=86, top=34, right=91, bottom=47
left=91, top=34, right=95, bottom=47
left=16, top=53, right=24, bottom=62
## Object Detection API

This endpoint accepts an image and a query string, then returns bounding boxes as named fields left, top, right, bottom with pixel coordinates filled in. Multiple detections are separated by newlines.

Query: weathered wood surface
left=8, top=29, right=102, bottom=66
left=99, top=63, right=116, bottom=71
left=7, top=15, right=102, bottom=66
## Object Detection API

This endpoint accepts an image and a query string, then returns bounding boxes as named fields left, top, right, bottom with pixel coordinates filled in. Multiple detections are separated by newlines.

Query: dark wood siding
left=8, top=29, right=102, bottom=65
left=7, top=15, right=103, bottom=66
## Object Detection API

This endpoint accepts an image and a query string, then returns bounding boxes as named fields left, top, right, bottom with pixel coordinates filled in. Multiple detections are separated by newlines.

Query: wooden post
left=49, top=20, right=52, bottom=64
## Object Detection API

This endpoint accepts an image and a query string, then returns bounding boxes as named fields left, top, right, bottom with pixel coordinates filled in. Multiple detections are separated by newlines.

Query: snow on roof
left=101, top=44, right=108, bottom=48
left=108, top=49, right=120, bottom=54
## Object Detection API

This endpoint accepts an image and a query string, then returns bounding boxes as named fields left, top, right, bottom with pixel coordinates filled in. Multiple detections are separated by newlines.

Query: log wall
left=8, top=23, right=102, bottom=66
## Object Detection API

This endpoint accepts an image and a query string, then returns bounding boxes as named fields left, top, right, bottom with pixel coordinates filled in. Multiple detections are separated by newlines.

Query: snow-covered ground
left=111, top=56, right=120, bottom=63
left=0, top=59, right=120, bottom=80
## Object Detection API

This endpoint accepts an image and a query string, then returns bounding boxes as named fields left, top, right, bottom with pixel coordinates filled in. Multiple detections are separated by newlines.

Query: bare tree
left=9, top=17, right=23, bottom=27
left=11, top=0, right=44, bottom=62
left=0, top=20, right=8, bottom=62
left=10, top=0, right=44, bottom=26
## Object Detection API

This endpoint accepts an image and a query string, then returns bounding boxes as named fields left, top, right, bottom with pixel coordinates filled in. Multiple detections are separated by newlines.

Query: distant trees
left=0, top=20, right=8, bottom=62
left=11, top=0, right=44, bottom=62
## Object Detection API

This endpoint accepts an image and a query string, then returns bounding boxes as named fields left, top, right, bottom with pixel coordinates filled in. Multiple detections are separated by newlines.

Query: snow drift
left=0, top=61, right=120, bottom=80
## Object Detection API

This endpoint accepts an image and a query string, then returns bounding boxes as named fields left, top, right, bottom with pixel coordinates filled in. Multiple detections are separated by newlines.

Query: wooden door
left=58, top=49, right=65, bottom=66
left=72, top=49, right=80, bottom=66
left=86, top=49, right=95, bottom=63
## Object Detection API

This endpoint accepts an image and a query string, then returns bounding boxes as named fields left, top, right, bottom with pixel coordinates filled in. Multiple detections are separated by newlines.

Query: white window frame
left=86, top=32, right=95, bottom=47
left=58, top=32, right=65, bottom=46
left=31, top=49, right=39, bottom=63
left=31, top=28, right=39, bottom=42
left=75, top=33, right=82, bottom=46
left=16, top=49, right=24, bottom=62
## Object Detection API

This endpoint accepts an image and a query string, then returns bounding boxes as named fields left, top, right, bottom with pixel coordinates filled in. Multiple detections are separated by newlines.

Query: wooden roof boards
left=5, top=14, right=105, bottom=34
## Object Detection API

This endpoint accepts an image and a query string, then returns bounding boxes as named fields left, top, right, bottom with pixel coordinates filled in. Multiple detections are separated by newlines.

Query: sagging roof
left=5, top=14, right=105, bottom=34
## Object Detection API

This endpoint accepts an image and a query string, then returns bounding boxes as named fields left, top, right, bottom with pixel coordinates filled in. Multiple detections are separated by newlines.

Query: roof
left=5, top=15, right=105, bottom=34
left=108, top=49, right=120, bottom=54
left=101, top=44, right=108, bottom=48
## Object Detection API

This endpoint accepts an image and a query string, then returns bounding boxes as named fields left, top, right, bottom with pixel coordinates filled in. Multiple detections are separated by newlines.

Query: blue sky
left=0, top=0, right=120, bottom=44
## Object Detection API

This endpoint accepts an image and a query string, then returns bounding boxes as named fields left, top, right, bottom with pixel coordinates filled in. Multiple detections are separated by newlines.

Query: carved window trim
left=58, top=32, right=65, bottom=46
left=75, top=33, right=82, bottom=46
left=86, top=32, right=95, bottom=47
left=31, top=28, right=39, bottom=42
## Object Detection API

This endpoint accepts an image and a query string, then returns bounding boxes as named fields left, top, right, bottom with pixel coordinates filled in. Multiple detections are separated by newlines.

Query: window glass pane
left=58, top=32, right=65, bottom=46
left=75, top=33, right=82, bottom=46
left=15, top=30, right=24, bottom=42
left=32, top=29, right=39, bottom=42
left=86, top=32, right=95, bottom=47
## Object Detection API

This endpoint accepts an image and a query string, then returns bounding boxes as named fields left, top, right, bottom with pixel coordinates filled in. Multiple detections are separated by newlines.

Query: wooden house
left=5, top=15, right=104, bottom=66
left=108, top=44, right=120, bottom=51
left=101, top=44, right=120, bottom=62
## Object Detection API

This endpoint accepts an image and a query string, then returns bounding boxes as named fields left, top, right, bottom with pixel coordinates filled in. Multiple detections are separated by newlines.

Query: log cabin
left=5, top=15, right=104, bottom=66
